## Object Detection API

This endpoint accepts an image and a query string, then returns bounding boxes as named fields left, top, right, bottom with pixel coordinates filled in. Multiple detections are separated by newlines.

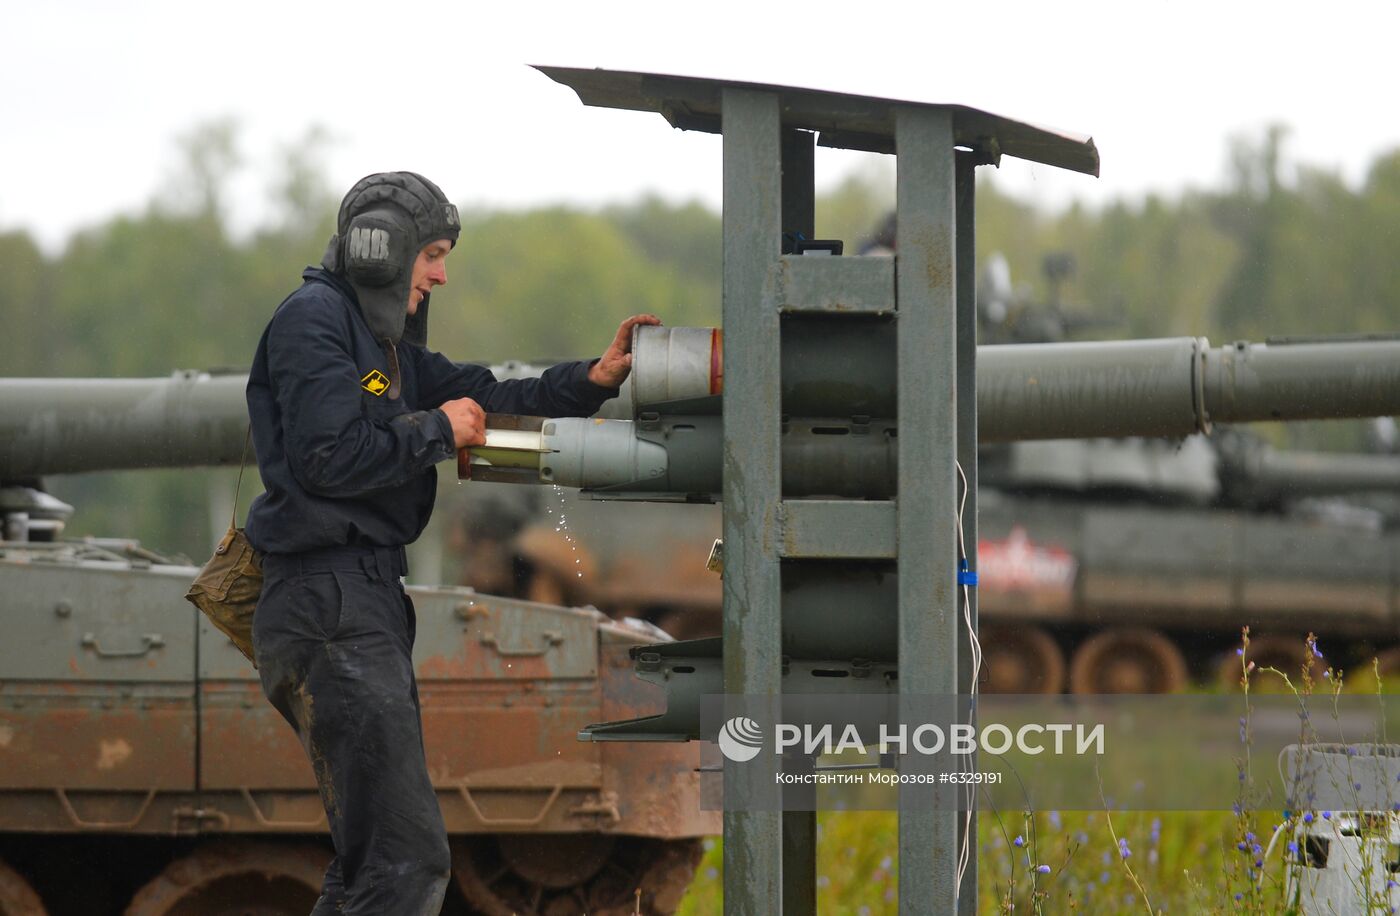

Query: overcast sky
left=4, top=1, right=1397, bottom=251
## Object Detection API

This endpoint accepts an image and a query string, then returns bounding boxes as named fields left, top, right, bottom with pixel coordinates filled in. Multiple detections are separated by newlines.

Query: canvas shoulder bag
left=184, top=428, right=261, bottom=667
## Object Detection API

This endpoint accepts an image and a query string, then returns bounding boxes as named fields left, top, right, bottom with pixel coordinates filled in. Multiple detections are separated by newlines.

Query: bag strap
left=229, top=425, right=252, bottom=530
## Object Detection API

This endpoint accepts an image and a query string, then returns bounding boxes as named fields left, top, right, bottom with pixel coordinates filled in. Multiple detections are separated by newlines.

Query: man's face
left=408, top=240, right=452, bottom=315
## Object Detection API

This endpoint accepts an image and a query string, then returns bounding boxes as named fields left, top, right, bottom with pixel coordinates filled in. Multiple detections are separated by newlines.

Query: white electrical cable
left=1261, top=821, right=1289, bottom=864
left=954, top=459, right=983, bottom=897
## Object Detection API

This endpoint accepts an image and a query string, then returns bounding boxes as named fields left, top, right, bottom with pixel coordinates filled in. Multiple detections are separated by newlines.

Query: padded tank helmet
left=321, top=171, right=460, bottom=348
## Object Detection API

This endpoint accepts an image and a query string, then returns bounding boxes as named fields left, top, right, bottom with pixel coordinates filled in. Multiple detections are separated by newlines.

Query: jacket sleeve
left=415, top=348, right=620, bottom=418
left=267, top=296, right=457, bottom=497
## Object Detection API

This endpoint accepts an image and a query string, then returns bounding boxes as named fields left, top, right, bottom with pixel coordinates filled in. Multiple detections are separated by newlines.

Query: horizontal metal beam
left=777, top=256, right=894, bottom=315
left=779, top=500, right=896, bottom=559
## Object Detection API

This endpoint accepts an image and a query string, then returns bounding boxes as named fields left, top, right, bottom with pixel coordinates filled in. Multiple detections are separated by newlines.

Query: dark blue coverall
left=245, top=268, right=616, bottom=914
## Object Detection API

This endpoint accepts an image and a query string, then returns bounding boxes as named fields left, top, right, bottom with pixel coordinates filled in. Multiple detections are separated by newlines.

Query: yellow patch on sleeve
left=361, top=369, right=390, bottom=396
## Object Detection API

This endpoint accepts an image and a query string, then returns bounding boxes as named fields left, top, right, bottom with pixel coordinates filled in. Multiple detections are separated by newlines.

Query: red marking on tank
left=978, top=526, right=1077, bottom=591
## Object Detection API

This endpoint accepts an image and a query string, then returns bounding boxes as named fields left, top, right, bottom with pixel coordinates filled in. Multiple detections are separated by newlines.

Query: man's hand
left=440, top=397, right=486, bottom=449
left=588, top=314, right=662, bottom=388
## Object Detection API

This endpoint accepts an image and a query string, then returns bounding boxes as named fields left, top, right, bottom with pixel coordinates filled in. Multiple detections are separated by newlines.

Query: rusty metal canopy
left=535, top=66, right=1099, bottom=177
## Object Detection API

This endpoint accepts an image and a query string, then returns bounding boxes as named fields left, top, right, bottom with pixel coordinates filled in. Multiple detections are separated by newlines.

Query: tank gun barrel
left=1248, top=450, right=1400, bottom=495
left=1201, top=337, right=1400, bottom=426
left=0, top=372, right=249, bottom=477
left=631, top=328, right=1400, bottom=440
left=4, top=333, right=1398, bottom=481
left=981, top=335, right=1400, bottom=439
left=1215, top=431, right=1400, bottom=507
left=1246, top=448, right=1400, bottom=499
left=0, top=362, right=561, bottom=479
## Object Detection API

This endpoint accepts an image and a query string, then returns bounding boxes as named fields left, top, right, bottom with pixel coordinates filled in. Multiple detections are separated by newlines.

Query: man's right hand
left=440, top=397, right=486, bottom=448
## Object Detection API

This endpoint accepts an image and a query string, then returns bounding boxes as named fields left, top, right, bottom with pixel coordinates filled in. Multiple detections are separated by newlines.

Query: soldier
left=244, top=171, right=657, bottom=914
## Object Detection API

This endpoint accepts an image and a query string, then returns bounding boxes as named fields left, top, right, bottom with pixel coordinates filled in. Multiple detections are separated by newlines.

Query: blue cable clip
left=957, top=558, right=978, bottom=587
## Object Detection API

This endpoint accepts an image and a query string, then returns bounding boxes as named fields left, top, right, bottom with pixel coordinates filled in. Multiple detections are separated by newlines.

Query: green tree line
left=2, top=123, right=1396, bottom=553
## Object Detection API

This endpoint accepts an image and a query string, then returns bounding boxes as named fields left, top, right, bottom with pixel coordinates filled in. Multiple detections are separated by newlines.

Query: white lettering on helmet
left=349, top=226, right=391, bottom=261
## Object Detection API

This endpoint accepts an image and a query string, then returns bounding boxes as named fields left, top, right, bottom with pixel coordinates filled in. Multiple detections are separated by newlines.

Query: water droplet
left=548, top=486, right=586, bottom=583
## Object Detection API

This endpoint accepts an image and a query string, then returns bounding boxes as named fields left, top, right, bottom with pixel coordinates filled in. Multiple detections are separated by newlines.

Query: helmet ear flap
left=343, top=212, right=406, bottom=288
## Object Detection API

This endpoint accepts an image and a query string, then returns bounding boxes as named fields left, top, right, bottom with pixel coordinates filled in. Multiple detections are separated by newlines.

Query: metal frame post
left=780, top=125, right=818, bottom=916
left=538, top=63, right=1101, bottom=916
left=721, top=87, right=785, bottom=915
left=782, top=128, right=816, bottom=240
left=894, top=107, right=960, bottom=912
left=954, top=150, right=980, bottom=915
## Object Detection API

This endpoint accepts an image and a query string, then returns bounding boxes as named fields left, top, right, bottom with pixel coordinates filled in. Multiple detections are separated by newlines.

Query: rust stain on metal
left=96, top=738, right=132, bottom=770
left=415, top=650, right=470, bottom=680
left=2, top=699, right=194, bottom=791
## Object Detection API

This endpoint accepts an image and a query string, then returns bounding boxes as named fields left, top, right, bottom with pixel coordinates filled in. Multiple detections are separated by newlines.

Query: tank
left=973, top=428, right=1400, bottom=695
left=947, top=254, right=1399, bottom=695
left=0, top=401, right=717, bottom=916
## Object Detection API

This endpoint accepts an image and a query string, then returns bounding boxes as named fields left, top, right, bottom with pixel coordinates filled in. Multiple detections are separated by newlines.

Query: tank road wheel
left=123, top=842, right=328, bottom=916
left=1217, top=634, right=1308, bottom=692
left=0, top=857, right=45, bottom=916
left=452, top=834, right=703, bottom=916
left=1069, top=628, right=1188, bottom=694
left=980, top=625, right=1066, bottom=694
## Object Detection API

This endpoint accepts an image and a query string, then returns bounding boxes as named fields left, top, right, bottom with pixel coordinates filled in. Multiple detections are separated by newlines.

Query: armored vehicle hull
left=0, top=538, right=715, bottom=915
left=974, top=489, right=1399, bottom=694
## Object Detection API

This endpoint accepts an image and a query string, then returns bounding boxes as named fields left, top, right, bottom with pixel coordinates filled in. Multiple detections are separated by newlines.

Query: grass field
left=677, top=809, right=1282, bottom=914
left=675, top=643, right=1400, bottom=914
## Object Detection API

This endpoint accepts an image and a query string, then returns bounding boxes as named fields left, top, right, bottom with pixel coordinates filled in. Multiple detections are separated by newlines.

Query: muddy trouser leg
left=254, top=564, right=451, bottom=916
